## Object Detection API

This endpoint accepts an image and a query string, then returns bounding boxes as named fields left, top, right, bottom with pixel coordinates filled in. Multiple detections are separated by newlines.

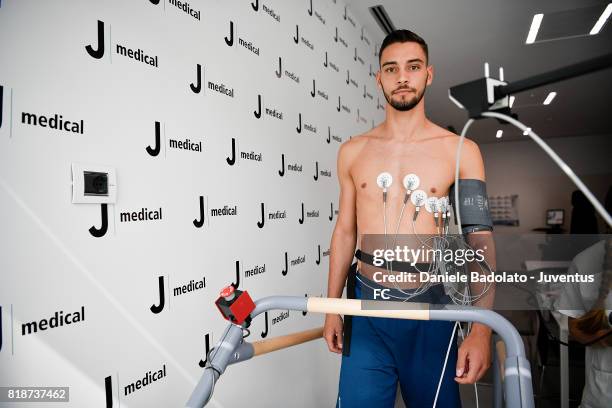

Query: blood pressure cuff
left=449, top=179, right=493, bottom=235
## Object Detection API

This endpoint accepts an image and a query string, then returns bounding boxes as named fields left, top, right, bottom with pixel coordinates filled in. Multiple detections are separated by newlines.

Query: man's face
left=377, top=42, right=432, bottom=112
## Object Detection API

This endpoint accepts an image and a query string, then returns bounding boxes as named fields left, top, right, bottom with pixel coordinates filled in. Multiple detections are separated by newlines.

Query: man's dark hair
left=379, top=29, right=429, bottom=65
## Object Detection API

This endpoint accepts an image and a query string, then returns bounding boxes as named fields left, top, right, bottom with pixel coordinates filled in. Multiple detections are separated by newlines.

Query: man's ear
left=375, top=70, right=381, bottom=89
left=426, top=65, right=434, bottom=86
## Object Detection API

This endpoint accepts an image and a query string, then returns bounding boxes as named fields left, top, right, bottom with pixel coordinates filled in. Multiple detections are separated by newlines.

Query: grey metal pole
left=186, top=297, right=534, bottom=408
left=430, top=307, right=534, bottom=408
left=185, top=323, right=245, bottom=408
left=492, top=335, right=503, bottom=408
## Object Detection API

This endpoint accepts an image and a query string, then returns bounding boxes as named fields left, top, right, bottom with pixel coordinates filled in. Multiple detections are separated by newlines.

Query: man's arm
left=323, top=140, right=358, bottom=353
left=455, top=138, right=496, bottom=384
left=327, top=141, right=358, bottom=298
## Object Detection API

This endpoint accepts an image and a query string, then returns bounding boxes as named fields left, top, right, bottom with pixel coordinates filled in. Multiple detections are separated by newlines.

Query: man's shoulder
left=430, top=124, right=481, bottom=159
left=339, top=130, right=374, bottom=156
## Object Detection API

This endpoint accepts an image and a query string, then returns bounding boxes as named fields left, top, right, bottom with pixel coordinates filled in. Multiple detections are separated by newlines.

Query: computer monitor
left=546, top=209, right=564, bottom=226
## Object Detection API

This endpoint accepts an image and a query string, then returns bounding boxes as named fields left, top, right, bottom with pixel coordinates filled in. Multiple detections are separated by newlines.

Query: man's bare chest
left=351, top=145, right=456, bottom=203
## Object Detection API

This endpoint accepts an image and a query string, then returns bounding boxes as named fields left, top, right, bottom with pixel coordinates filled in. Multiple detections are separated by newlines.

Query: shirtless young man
left=324, top=30, right=495, bottom=407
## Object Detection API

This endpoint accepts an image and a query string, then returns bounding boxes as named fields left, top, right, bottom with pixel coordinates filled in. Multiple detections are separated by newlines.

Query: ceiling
left=346, top=0, right=612, bottom=143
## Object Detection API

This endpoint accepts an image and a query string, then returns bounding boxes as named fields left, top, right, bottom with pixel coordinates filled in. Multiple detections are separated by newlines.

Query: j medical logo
left=346, top=69, right=358, bottom=88
left=343, top=5, right=356, bottom=27
left=314, top=162, right=332, bottom=180
left=298, top=202, right=320, bottom=224
left=293, top=25, right=314, bottom=51
left=330, top=202, right=336, bottom=221
left=354, top=47, right=365, bottom=65
left=334, top=27, right=348, bottom=48
left=310, top=79, right=329, bottom=100
left=275, top=57, right=301, bottom=84
left=278, top=154, right=303, bottom=177
left=244, top=260, right=266, bottom=280
left=261, top=310, right=290, bottom=337
left=193, top=195, right=207, bottom=228
left=208, top=197, right=238, bottom=226
left=85, top=20, right=105, bottom=59
left=252, top=0, right=281, bottom=22
left=327, top=126, right=341, bottom=144
left=257, top=203, right=287, bottom=228
left=226, top=138, right=264, bottom=166
left=225, top=21, right=260, bottom=56
left=105, top=364, right=168, bottom=405
left=150, top=275, right=206, bottom=314
left=307, top=0, right=326, bottom=25
left=89, top=204, right=109, bottom=238
left=253, top=94, right=284, bottom=120
left=323, top=51, right=340, bottom=72
left=191, top=64, right=234, bottom=98
left=149, top=0, right=201, bottom=21
left=281, top=251, right=306, bottom=276
left=85, top=20, right=159, bottom=67
left=364, top=84, right=373, bottom=100
left=337, top=96, right=351, bottom=114
left=21, top=306, right=86, bottom=337
left=316, top=245, right=331, bottom=265
left=361, top=27, right=371, bottom=45
left=20, top=110, right=85, bottom=135
left=296, top=113, right=317, bottom=134
left=377, top=97, right=385, bottom=110
left=219, top=260, right=262, bottom=288
left=146, top=121, right=163, bottom=157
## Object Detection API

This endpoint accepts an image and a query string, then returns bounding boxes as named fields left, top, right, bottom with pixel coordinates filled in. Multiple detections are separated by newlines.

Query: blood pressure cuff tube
left=449, top=179, right=493, bottom=234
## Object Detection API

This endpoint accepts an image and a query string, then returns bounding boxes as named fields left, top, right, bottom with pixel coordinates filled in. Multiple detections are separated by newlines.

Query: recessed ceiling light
left=526, top=13, right=544, bottom=44
left=509, top=96, right=516, bottom=107
left=590, top=3, right=612, bottom=35
left=496, top=130, right=503, bottom=139
left=543, top=92, right=557, bottom=105
left=523, top=127, right=531, bottom=135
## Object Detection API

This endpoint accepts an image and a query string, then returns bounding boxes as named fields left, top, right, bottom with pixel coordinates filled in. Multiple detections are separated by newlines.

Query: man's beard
left=382, top=84, right=426, bottom=112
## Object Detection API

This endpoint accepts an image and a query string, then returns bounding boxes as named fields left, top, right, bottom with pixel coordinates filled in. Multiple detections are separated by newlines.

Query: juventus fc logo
left=151, top=276, right=165, bottom=314
left=85, top=20, right=105, bottom=59
left=89, top=204, right=108, bottom=238
left=227, top=138, right=237, bottom=165
left=194, top=196, right=205, bottom=228
left=104, top=376, right=113, bottom=407
left=279, top=154, right=285, bottom=177
left=225, top=21, right=234, bottom=47
left=146, top=121, right=161, bottom=156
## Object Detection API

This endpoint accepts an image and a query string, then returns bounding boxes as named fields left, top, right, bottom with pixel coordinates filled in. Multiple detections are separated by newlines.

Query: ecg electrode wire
left=480, top=111, right=612, bottom=228
left=433, top=321, right=459, bottom=408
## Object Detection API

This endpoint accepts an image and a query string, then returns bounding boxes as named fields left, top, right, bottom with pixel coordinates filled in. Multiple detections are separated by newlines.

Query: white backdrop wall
left=0, top=1, right=384, bottom=407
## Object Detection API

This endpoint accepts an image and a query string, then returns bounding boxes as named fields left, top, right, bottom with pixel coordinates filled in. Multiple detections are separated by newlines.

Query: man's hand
left=455, top=324, right=492, bottom=384
left=324, top=314, right=344, bottom=353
